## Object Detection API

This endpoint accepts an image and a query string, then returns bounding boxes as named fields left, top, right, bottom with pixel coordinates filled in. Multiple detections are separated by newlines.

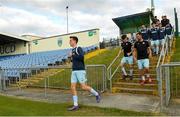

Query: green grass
left=171, top=37, right=180, bottom=62
left=33, top=48, right=120, bottom=89
left=170, top=37, right=180, bottom=97
left=0, top=95, right=154, bottom=116
left=85, top=48, right=120, bottom=66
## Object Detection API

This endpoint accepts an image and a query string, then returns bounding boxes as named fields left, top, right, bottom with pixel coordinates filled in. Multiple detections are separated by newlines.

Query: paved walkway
left=163, top=98, right=180, bottom=116
left=1, top=88, right=160, bottom=113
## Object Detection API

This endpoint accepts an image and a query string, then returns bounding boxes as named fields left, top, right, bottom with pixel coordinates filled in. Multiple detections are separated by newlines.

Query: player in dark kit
left=120, top=35, right=134, bottom=80
left=68, top=36, right=101, bottom=111
left=150, top=23, right=160, bottom=55
left=165, top=23, right=173, bottom=40
left=159, top=23, right=166, bottom=53
left=140, top=25, right=150, bottom=41
left=133, top=32, right=152, bottom=85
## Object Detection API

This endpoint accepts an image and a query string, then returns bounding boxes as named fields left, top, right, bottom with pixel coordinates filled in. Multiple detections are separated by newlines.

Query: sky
left=0, top=0, right=179, bottom=40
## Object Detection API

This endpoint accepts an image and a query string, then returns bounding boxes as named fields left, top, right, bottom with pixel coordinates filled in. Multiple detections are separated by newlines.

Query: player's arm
left=147, top=42, right=152, bottom=58
left=127, top=43, right=133, bottom=56
left=73, top=47, right=84, bottom=61
left=133, top=47, right=137, bottom=62
left=148, top=47, right=152, bottom=58
left=120, top=43, right=124, bottom=53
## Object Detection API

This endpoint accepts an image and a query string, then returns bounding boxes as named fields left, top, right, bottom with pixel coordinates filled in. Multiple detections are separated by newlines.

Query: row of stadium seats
left=0, top=54, right=25, bottom=61
left=0, top=45, right=98, bottom=78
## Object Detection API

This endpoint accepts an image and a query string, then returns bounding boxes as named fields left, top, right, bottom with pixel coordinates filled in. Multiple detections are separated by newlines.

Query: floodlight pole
left=66, top=6, right=69, bottom=34
left=151, top=0, right=155, bottom=15
left=174, top=8, right=179, bottom=37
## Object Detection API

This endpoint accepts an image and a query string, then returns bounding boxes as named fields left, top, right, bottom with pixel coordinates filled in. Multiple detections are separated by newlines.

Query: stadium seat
left=0, top=45, right=98, bottom=78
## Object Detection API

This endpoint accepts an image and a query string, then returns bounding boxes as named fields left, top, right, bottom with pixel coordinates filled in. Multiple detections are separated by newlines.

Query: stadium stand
left=0, top=45, right=97, bottom=78
left=0, top=54, right=25, bottom=61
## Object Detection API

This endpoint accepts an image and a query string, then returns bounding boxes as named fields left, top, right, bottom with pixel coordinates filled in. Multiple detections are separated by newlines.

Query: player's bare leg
left=129, top=64, right=133, bottom=80
left=68, top=83, right=79, bottom=111
left=121, top=63, right=128, bottom=80
left=80, top=83, right=101, bottom=103
left=139, top=69, right=145, bottom=85
left=144, top=68, right=152, bottom=83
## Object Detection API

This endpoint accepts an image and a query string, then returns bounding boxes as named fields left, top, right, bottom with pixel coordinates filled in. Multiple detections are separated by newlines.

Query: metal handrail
left=107, top=49, right=122, bottom=71
left=156, top=29, right=174, bottom=69
left=106, top=48, right=122, bottom=91
left=156, top=29, right=175, bottom=111
left=156, top=36, right=168, bottom=68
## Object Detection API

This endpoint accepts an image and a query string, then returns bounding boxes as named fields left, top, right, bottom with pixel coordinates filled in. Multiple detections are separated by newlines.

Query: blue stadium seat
left=0, top=45, right=98, bottom=78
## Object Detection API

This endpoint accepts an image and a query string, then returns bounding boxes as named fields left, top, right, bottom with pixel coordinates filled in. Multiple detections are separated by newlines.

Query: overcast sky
left=0, top=0, right=179, bottom=40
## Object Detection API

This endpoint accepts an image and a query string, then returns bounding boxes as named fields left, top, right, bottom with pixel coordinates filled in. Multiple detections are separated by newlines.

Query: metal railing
left=158, top=63, right=180, bottom=111
left=0, top=64, right=107, bottom=97
left=156, top=30, right=176, bottom=111
left=107, top=49, right=122, bottom=91
left=156, top=35, right=171, bottom=102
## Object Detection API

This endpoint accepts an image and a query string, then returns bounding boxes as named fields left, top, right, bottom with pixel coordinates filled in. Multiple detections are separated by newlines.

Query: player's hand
left=68, top=52, right=73, bottom=57
left=127, top=52, right=131, bottom=56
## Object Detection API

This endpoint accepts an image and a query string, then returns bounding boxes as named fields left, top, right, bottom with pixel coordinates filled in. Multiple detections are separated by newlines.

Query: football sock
left=130, top=69, right=133, bottom=76
left=73, top=95, right=78, bottom=106
left=122, top=67, right=127, bottom=76
left=142, top=75, right=145, bottom=81
left=90, top=88, right=98, bottom=96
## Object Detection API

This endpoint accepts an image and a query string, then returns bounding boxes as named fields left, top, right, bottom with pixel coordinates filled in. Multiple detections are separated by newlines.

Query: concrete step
left=10, top=68, right=61, bottom=88
left=9, top=84, right=18, bottom=87
left=116, top=70, right=157, bottom=73
left=113, top=78, right=158, bottom=83
left=18, top=79, right=41, bottom=84
left=112, top=87, right=158, bottom=95
left=34, top=71, right=61, bottom=77
left=10, top=84, right=28, bottom=88
left=132, top=66, right=157, bottom=69
left=17, top=77, right=44, bottom=83
left=113, top=82, right=158, bottom=89
left=27, top=77, right=45, bottom=80
left=114, top=73, right=156, bottom=78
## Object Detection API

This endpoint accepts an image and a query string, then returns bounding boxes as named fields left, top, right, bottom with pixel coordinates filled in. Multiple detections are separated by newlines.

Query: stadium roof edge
left=33, top=28, right=100, bottom=41
left=0, top=32, right=30, bottom=42
left=112, top=11, right=153, bottom=34
left=21, top=35, right=43, bottom=38
left=112, top=11, right=152, bottom=21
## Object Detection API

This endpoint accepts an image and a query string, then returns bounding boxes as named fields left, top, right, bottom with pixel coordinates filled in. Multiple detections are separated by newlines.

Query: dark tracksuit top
left=150, top=28, right=159, bottom=41
left=140, top=28, right=150, bottom=41
left=165, top=25, right=172, bottom=35
left=159, top=28, right=166, bottom=40
left=71, top=47, right=85, bottom=71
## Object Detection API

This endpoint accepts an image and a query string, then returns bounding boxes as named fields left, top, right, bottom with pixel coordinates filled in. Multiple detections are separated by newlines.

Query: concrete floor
left=1, top=88, right=160, bottom=113
left=163, top=98, right=180, bottom=116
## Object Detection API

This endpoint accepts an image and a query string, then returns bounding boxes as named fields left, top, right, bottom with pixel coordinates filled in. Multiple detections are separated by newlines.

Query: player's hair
left=121, top=34, right=127, bottom=40
left=70, top=36, right=78, bottom=43
left=136, top=32, right=142, bottom=36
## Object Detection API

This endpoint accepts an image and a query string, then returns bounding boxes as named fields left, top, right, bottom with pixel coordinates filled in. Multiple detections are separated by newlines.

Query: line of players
left=140, top=22, right=173, bottom=55
left=120, top=19, right=173, bottom=85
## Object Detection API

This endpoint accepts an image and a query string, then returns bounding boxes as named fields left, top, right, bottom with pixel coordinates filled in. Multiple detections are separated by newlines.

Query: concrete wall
left=30, top=29, right=99, bottom=53
left=0, top=41, right=27, bottom=56
left=0, top=29, right=100, bottom=56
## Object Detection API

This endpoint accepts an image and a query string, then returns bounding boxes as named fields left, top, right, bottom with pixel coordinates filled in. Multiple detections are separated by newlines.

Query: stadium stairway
left=10, top=69, right=63, bottom=88
left=10, top=48, right=107, bottom=88
left=111, top=38, right=176, bottom=96
left=111, top=55, right=172, bottom=95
